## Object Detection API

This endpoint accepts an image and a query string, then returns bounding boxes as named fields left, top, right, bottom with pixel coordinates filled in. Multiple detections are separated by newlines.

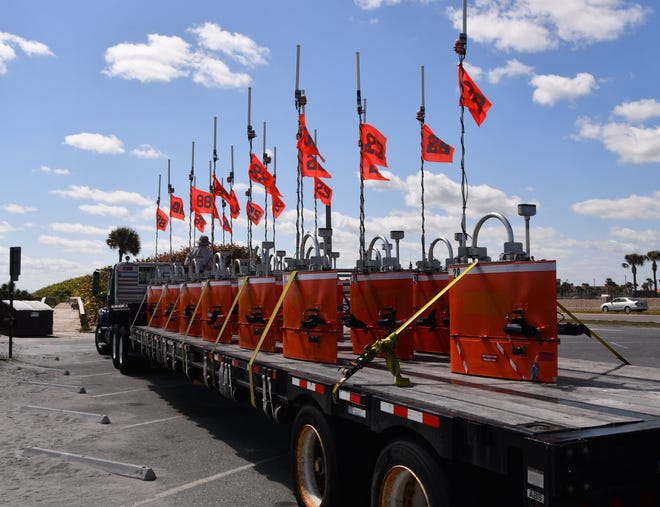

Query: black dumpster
left=0, top=300, right=54, bottom=337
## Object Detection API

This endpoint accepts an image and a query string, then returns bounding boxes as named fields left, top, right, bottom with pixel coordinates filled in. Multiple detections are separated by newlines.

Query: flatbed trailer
left=117, top=323, right=660, bottom=507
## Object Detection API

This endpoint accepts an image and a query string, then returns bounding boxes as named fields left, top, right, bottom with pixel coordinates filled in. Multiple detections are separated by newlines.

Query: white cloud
left=530, top=72, right=597, bottom=106
left=79, top=203, right=130, bottom=217
left=131, top=144, right=165, bottom=159
left=488, top=59, right=534, bottom=84
left=39, top=165, right=70, bottom=175
left=103, top=23, right=267, bottom=89
left=571, top=191, right=660, bottom=219
left=609, top=226, right=660, bottom=244
left=613, top=99, right=660, bottom=123
left=51, top=185, right=151, bottom=206
left=49, top=222, right=110, bottom=235
left=38, top=235, right=105, bottom=253
left=189, top=22, right=270, bottom=67
left=0, top=220, right=16, bottom=234
left=64, top=132, right=125, bottom=154
left=575, top=117, right=660, bottom=164
left=2, top=203, right=37, bottom=214
left=0, top=32, right=53, bottom=74
left=447, top=1, right=648, bottom=53
left=354, top=0, right=402, bottom=10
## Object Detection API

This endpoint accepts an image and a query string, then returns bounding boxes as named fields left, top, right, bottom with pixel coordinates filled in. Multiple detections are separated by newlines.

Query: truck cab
left=94, top=262, right=172, bottom=358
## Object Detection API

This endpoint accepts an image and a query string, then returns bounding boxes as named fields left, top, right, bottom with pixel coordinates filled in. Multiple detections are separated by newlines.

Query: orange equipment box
left=349, top=272, right=414, bottom=360
left=178, top=282, right=204, bottom=337
left=162, top=284, right=182, bottom=332
left=281, top=271, right=344, bottom=363
left=448, top=260, right=559, bottom=383
left=146, top=284, right=164, bottom=328
left=237, top=276, right=282, bottom=352
left=412, top=272, right=450, bottom=354
left=200, top=279, right=237, bottom=344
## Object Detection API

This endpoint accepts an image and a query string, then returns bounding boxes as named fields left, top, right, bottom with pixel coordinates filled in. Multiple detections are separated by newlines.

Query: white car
left=600, top=297, right=648, bottom=313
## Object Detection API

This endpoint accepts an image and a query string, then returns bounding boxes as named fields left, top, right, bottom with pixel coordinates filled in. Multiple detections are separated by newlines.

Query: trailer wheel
left=291, top=405, right=367, bottom=507
left=371, top=437, right=450, bottom=507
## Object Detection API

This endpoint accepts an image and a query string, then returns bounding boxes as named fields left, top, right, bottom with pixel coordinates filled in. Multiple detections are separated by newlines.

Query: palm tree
left=106, top=227, right=141, bottom=263
left=646, top=250, right=660, bottom=295
left=623, top=253, right=645, bottom=295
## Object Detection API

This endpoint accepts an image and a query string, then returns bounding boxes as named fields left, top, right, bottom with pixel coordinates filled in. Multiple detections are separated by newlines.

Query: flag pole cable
left=212, top=116, right=219, bottom=247
left=313, top=129, right=319, bottom=238
left=246, top=87, right=256, bottom=273
left=156, top=174, right=161, bottom=259
left=356, top=51, right=366, bottom=265
left=455, top=0, right=469, bottom=260
left=188, top=141, right=195, bottom=251
left=262, top=121, right=269, bottom=243
left=418, top=65, right=427, bottom=265
left=272, top=146, right=277, bottom=248
left=294, top=44, right=304, bottom=263
left=167, top=159, right=173, bottom=260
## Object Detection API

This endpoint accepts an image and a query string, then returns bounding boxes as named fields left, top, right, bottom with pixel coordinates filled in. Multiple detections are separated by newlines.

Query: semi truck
left=95, top=252, right=660, bottom=507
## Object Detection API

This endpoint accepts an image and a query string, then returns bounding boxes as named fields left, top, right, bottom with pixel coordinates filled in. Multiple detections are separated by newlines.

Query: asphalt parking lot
left=0, top=332, right=297, bottom=507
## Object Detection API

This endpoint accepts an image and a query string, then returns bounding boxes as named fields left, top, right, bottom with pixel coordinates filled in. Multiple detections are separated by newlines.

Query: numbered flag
left=360, top=157, right=389, bottom=181
left=221, top=214, right=232, bottom=233
left=248, top=153, right=280, bottom=196
left=229, top=189, right=240, bottom=219
left=421, top=124, right=454, bottom=163
left=458, top=66, right=491, bottom=127
left=314, top=177, right=332, bottom=206
left=194, top=212, right=206, bottom=233
left=301, top=153, right=332, bottom=179
left=246, top=201, right=264, bottom=225
left=191, top=186, right=215, bottom=215
left=297, top=114, right=325, bottom=162
left=156, top=207, right=169, bottom=231
left=170, top=194, right=185, bottom=220
left=360, top=123, right=388, bottom=168
left=272, top=194, right=286, bottom=219
left=212, top=174, right=231, bottom=203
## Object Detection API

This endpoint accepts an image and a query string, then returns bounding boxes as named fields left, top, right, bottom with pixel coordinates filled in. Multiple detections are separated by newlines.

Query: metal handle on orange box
left=333, top=260, right=479, bottom=392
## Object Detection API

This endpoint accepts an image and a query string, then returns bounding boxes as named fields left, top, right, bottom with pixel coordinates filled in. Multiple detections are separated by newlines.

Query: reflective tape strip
left=338, top=390, right=363, bottom=405
left=380, top=401, right=440, bottom=428
left=291, top=377, right=325, bottom=394
left=496, top=342, right=525, bottom=380
left=455, top=340, right=469, bottom=373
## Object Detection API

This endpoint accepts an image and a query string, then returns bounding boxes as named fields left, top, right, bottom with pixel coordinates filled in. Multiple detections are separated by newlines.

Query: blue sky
left=1, top=0, right=658, bottom=292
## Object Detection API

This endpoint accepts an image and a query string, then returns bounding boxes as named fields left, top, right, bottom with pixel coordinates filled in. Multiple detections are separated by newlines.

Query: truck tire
left=291, top=405, right=369, bottom=507
left=370, top=437, right=451, bottom=507
left=111, top=328, right=120, bottom=369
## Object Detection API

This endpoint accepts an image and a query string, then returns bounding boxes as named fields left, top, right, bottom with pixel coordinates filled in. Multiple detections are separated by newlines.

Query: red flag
left=360, top=157, right=389, bottom=181
left=229, top=189, right=240, bottom=219
left=272, top=194, right=286, bottom=219
left=248, top=153, right=280, bottom=196
left=212, top=202, right=220, bottom=220
left=156, top=207, right=169, bottom=231
left=191, top=186, right=215, bottom=215
left=246, top=201, right=264, bottom=225
left=194, top=212, right=206, bottom=233
left=301, top=153, right=332, bottom=179
left=458, top=66, right=491, bottom=126
left=421, top=124, right=454, bottom=163
left=360, top=123, right=388, bottom=167
left=297, top=122, right=325, bottom=162
left=212, top=175, right=231, bottom=202
left=221, top=214, right=232, bottom=233
left=170, top=194, right=185, bottom=220
left=314, top=177, right=332, bottom=206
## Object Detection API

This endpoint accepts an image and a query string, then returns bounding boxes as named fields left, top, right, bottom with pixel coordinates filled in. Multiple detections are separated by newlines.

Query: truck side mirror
left=92, top=270, right=100, bottom=295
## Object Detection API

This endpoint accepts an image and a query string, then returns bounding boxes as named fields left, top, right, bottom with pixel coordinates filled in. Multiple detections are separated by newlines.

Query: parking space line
left=131, top=455, right=284, bottom=506
left=74, top=372, right=115, bottom=379
left=90, top=388, right=148, bottom=398
left=123, top=416, right=182, bottom=429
